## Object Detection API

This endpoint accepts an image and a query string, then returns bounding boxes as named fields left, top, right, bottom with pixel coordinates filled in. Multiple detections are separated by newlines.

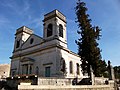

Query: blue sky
left=0, top=0, right=120, bottom=66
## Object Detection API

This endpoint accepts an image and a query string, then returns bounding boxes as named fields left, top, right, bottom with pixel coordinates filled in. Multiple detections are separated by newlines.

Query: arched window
left=30, top=38, right=34, bottom=44
left=60, top=58, right=66, bottom=73
left=29, top=66, right=32, bottom=74
left=16, top=40, right=20, bottom=48
left=26, top=65, right=28, bottom=74
left=12, top=71, right=15, bottom=76
left=59, top=24, right=63, bottom=37
left=76, top=63, right=80, bottom=75
left=36, top=66, right=39, bottom=75
left=47, top=24, right=53, bottom=37
left=70, top=61, right=73, bottom=74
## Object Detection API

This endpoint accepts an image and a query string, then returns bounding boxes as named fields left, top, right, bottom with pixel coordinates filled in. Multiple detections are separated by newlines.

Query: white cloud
left=27, top=11, right=45, bottom=29
left=17, top=0, right=31, bottom=15
left=0, top=16, right=10, bottom=25
left=1, top=0, right=30, bottom=16
left=67, top=19, right=75, bottom=23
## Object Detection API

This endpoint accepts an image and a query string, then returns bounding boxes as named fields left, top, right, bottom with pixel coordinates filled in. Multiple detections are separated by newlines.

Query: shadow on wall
left=72, top=78, right=92, bottom=85
left=0, top=81, right=17, bottom=90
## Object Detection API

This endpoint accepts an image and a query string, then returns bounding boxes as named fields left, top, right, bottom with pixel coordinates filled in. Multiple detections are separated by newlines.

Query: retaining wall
left=18, top=85, right=111, bottom=90
left=38, top=77, right=73, bottom=86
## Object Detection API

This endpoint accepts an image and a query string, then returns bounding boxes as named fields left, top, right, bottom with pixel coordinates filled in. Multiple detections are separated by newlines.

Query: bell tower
left=13, top=26, right=33, bottom=52
left=43, top=10, right=67, bottom=47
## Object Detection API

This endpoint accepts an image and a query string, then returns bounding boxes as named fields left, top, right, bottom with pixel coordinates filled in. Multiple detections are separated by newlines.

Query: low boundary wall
left=38, top=77, right=73, bottom=86
left=18, top=85, right=110, bottom=90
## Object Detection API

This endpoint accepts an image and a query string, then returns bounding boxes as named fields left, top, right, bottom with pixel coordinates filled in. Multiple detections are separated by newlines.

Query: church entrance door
left=45, top=67, right=50, bottom=77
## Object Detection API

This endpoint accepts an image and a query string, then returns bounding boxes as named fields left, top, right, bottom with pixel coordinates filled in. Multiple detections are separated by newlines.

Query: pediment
left=20, top=57, right=35, bottom=65
left=22, top=34, right=44, bottom=49
left=20, top=57, right=34, bottom=62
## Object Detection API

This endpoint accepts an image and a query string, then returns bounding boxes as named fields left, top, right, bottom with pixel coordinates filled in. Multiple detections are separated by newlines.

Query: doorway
left=45, top=66, right=50, bottom=77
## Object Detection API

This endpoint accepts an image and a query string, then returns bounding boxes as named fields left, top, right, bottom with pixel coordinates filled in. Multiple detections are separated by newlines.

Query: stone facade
left=0, top=64, right=10, bottom=80
left=10, top=10, right=83, bottom=79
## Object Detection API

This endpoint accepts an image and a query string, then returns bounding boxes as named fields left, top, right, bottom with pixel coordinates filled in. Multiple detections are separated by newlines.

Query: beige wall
left=60, top=49, right=83, bottom=78
left=18, top=85, right=111, bottom=90
left=0, top=64, right=10, bottom=79
left=11, top=45, right=83, bottom=78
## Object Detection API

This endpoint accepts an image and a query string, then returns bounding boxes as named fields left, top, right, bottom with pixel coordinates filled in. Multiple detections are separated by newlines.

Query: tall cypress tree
left=75, top=0, right=102, bottom=76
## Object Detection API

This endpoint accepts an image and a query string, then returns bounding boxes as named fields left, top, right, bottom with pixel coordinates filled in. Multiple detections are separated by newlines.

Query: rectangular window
left=45, top=67, right=51, bottom=77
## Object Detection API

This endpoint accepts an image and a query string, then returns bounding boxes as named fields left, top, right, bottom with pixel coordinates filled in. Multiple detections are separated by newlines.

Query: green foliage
left=75, top=0, right=107, bottom=77
left=96, top=60, right=108, bottom=77
left=114, top=66, right=120, bottom=79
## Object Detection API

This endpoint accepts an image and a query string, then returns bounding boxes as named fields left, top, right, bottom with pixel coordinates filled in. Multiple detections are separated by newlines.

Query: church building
left=10, top=10, right=83, bottom=79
